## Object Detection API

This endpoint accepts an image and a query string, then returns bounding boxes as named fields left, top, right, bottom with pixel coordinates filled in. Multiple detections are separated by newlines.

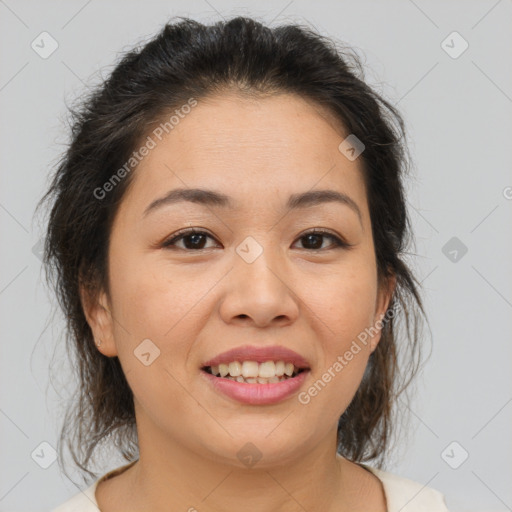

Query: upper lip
left=202, top=345, right=310, bottom=369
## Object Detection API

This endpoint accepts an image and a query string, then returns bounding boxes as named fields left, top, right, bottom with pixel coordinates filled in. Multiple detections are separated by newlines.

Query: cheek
left=109, top=254, right=194, bottom=335
left=106, top=259, right=207, bottom=431
left=107, top=255, right=220, bottom=373
left=299, top=258, right=377, bottom=408
left=307, top=260, right=378, bottom=346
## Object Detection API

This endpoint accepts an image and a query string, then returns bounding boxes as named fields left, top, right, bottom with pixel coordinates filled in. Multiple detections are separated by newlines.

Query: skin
left=83, top=90, right=395, bottom=512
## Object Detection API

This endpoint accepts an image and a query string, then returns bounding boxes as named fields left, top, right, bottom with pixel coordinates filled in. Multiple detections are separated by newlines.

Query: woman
left=42, top=16, right=450, bottom=512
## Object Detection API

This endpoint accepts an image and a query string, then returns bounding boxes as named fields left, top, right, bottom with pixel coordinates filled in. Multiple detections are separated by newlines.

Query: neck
left=115, top=420, right=356, bottom=512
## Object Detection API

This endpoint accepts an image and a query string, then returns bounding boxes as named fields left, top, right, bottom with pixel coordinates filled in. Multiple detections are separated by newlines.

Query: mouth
left=201, top=361, right=309, bottom=384
left=200, top=345, right=311, bottom=404
left=200, top=360, right=310, bottom=405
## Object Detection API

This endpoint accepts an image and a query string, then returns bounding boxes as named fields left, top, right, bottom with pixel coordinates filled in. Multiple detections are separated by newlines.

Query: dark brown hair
left=40, top=15, right=427, bottom=480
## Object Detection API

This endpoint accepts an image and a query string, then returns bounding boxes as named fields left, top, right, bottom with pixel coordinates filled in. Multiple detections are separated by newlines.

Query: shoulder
left=362, top=464, right=451, bottom=512
left=50, top=483, right=100, bottom=512
left=50, top=461, right=136, bottom=512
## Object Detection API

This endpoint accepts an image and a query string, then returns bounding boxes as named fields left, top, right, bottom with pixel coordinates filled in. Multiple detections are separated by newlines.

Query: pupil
left=305, top=234, right=322, bottom=249
left=186, top=234, right=205, bottom=249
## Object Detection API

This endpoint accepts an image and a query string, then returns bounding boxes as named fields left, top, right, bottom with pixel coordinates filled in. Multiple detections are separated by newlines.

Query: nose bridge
left=235, top=234, right=286, bottom=294
left=220, top=235, right=298, bottom=326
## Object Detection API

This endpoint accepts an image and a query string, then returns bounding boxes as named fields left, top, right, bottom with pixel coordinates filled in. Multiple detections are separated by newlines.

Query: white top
left=51, top=461, right=450, bottom=512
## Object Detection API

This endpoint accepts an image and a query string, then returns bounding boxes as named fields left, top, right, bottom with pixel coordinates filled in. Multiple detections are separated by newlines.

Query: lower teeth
left=230, top=375, right=290, bottom=384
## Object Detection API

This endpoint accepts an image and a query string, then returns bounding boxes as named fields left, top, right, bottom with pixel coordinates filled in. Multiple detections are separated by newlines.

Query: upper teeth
left=210, top=361, right=298, bottom=378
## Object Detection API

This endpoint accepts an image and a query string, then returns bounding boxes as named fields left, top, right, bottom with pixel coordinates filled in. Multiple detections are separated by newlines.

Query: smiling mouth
left=201, top=360, right=308, bottom=384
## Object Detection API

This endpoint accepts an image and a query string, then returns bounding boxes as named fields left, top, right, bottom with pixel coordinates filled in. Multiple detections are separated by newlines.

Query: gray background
left=1, top=1, right=511, bottom=511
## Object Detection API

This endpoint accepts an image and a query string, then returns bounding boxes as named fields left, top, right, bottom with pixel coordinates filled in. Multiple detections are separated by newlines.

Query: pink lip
left=200, top=369, right=310, bottom=405
left=201, top=345, right=310, bottom=369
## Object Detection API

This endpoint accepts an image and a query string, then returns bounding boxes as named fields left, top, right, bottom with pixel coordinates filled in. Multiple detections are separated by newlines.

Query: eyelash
left=161, top=228, right=351, bottom=252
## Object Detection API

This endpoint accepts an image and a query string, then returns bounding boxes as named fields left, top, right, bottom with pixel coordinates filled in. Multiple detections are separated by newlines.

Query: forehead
left=121, top=91, right=368, bottom=218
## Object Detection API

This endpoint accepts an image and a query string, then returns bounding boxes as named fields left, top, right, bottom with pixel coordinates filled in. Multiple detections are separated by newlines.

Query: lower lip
left=200, top=369, right=310, bottom=405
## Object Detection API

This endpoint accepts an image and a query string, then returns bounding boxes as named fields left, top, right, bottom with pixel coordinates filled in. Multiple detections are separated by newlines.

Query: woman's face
left=87, top=91, right=393, bottom=467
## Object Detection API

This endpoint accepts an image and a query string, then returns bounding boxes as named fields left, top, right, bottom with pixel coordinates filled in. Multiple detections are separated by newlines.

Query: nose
left=219, top=246, right=300, bottom=328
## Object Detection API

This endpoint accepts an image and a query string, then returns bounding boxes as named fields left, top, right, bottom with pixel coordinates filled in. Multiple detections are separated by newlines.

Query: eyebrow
left=143, top=187, right=363, bottom=225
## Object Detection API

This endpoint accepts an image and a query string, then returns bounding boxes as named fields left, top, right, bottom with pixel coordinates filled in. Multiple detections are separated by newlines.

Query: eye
left=161, top=229, right=218, bottom=251
left=161, top=228, right=350, bottom=252
left=293, top=229, right=350, bottom=251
